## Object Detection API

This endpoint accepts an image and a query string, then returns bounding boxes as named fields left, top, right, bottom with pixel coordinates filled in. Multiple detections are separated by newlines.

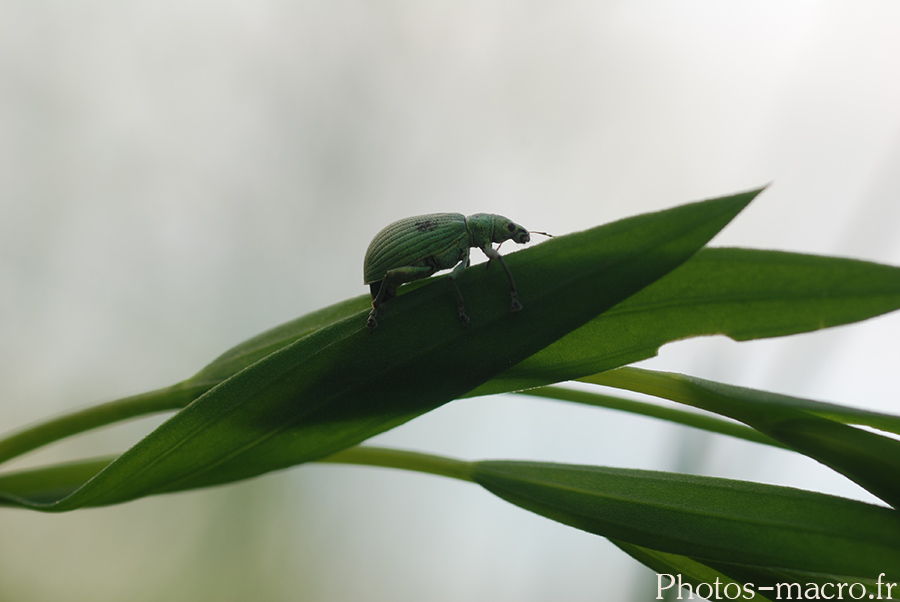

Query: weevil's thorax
left=466, top=213, right=530, bottom=247
left=464, top=213, right=496, bottom=248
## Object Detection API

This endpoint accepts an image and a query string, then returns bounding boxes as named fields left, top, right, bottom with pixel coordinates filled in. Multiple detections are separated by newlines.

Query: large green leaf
left=472, top=461, right=900, bottom=580
left=0, top=190, right=756, bottom=510
left=13, top=201, right=900, bottom=465
left=472, top=247, right=900, bottom=396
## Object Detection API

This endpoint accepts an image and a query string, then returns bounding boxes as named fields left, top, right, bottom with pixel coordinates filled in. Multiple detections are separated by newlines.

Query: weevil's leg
left=448, top=276, right=470, bottom=326
left=367, top=281, right=388, bottom=330
left=481, top=245, right=522, bottom=311
left=483, top=242, right=500, bottom=271
left=448, top=251, right=471, bottom=325
left=367, top=266, right=435, bottom=331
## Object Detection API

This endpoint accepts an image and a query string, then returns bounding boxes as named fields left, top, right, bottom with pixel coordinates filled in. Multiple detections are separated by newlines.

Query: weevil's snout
left=494, top=216, right=531, bottom=245
left=509, top=224, right=530, bottom=244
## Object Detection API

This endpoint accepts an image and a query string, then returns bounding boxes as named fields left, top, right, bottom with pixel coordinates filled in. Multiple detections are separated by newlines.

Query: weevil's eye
left=507, top=223, right=516, bottom=232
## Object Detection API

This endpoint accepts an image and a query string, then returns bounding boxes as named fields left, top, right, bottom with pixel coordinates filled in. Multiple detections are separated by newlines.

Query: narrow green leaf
left=0, top=385, right=203, bottom=466
left=0, top=447, right=472, bottom=507
left=587, top=367, right=900, bottom=508
left=592, top=367, right=900, bottom=434
left=0, top=457, right=115, bottom=506
left=471, top=247, right=900, bottom=396
left=0, top=190, right=756, bottom=510
left=472, top=461, right=900, bottom=579
left=315, top=446, right=474, bottom=482
left=0, top=299, right=371, bottom=467
left=519, top=386, right=785, bottom=448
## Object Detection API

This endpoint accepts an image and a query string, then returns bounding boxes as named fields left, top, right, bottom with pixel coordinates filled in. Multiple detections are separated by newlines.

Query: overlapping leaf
left=586, top=367, right=900, bottom=508
left=471, top=461, right=900, bottom=581
left=472, top=247, right=900, bottom=396
left=612, top=542, right=775, bottom=601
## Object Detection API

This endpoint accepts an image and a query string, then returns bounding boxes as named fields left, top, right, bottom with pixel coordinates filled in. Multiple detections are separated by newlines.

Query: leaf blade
left=0, top=189, right=758, bottom=510
left=588, top=367, right=900, bottom=508
left=472, top=461, right=900, bottom=579
left=472, top=247, right=900, bottom=396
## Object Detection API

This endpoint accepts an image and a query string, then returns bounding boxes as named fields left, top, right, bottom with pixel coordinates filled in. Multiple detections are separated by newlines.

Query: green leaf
left=612, top=542, right=775, bottom=601
left=471, top=461, right=900, bottom=580
left=587, top=367, right=900, bottom=508
left=10, top=443, right=891, bottom=595
left=187, top=296, right=372, bottom=390
left=0, top=299, right=372, bottom=467
left=0, top=446, right=474, bottom=507
left=471, top=247, right=900, bottom=396
left=0, top=189, right=757, bottom=510
left=0, top=457, right=116, bottom=506
left=617, top=538, right=893, bottom=599
left=519, top=385, right=785, bottom=448
left=17, top=194, right=900, bottom=467
left=699, top=562, right=890, bottom=601
left=0, top=385, right=203, bottom=466
left=591, top=367, right=900, bottom=434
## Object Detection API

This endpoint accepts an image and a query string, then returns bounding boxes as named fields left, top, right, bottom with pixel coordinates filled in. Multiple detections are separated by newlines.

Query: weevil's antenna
left=497, top=231, right=552, bottom=253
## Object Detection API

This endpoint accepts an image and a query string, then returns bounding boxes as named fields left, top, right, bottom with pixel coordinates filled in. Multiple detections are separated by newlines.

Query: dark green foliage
left=4, top=187, right=900, bottom=593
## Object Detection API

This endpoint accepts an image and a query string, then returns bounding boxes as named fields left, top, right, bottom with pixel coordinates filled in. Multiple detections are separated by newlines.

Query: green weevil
left=364, top=212, right=544, bottom=330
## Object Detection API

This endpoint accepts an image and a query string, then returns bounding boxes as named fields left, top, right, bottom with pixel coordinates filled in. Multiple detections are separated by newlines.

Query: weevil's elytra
left=415, top=219, right=440, bottom=233
left=363, top=212, right=536, bottom=331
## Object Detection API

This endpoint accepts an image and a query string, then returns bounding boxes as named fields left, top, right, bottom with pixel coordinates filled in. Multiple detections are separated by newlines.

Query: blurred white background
left=1, top=2, right=899, bottom=600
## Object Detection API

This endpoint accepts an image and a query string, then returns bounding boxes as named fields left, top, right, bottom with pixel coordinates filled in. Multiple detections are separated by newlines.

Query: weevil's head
left=491, top=214, right=530, bottom=245
left=494, top=215, right=531, bottom=245
left=466, top=213, right=530, bottom=247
